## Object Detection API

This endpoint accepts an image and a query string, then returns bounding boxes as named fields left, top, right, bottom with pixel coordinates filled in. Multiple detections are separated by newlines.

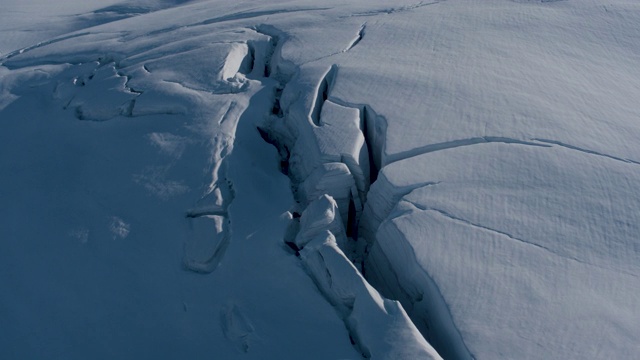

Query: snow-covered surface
left=2, top=0, right=639, bottom=359
left=364, top=143, right=640, bottom=359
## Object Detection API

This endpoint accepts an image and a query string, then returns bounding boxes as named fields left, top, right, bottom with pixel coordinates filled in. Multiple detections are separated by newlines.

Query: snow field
left=2, top=0, right=640, bottom=359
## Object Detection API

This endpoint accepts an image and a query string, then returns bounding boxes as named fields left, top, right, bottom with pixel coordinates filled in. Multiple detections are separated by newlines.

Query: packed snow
left=1, top=0, right=639, bottom=359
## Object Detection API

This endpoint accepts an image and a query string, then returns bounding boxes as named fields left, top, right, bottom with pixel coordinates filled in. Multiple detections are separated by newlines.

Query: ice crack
left=386, top=136, right=550, bottom=166
left=532, top=138, right=640, bottom=166
left=401, top=200, right=638, bottom=278
left=343, top=23, right=366, bottom=53
left=255, top=28, right=441, bottom=359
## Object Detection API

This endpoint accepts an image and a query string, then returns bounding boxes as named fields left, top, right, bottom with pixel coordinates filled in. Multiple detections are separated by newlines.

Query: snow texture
left=2, top=0, right=640, bottom=359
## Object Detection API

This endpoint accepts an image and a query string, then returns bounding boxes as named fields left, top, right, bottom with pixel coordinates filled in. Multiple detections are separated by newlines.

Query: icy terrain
left=1, top=0, right=639, bottom=359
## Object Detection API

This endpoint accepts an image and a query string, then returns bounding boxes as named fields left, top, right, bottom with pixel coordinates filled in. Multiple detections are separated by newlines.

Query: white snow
left=2, top=0, right=639, bottom=359
left=364, top=143, right=640, bottom=358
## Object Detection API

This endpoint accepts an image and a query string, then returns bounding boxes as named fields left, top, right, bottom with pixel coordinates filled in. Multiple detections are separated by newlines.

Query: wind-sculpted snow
left=2, top=0, right=640, bottom=359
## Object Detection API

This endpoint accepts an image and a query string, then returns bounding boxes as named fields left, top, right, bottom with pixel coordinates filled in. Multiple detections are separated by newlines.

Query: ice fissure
left=343, top=23, right=366, bottom=53
left=252, top=32, right=477, bottom=358
left=531, top=138, right=640, bottom=166
left=255, top=27, right=441, bottom=360
left=385, top=137, right=550, bottom=167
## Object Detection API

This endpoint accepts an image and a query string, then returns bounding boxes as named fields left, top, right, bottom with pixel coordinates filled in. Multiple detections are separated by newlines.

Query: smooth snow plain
left=1, top=0, right=639, bottom=359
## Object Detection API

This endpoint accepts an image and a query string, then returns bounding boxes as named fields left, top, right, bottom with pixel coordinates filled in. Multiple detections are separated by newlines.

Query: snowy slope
left=0, top=1, right=438, bottom=359
left=1, top=0, right=639, bottom=359
left=0, top=26, right=364, bottom=360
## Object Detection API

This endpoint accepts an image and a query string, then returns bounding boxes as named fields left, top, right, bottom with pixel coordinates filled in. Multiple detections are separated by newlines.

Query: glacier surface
left=1, top=0, right=639, bottom=359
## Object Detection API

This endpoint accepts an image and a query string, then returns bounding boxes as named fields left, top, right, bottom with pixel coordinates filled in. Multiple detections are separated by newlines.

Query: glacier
left=1, top=0, right=639, bottom=359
